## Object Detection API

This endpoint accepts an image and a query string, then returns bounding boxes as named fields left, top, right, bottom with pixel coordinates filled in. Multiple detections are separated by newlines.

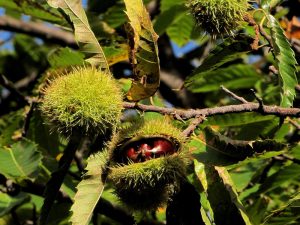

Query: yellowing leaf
left=47, top=0, right=109, bottom=70
left=124, top=0, right=160, bottom=101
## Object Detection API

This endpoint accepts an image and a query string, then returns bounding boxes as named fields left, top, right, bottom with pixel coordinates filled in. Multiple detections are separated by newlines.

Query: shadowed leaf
left=187, top=64, right=260, bottom=93
left=39, top=135, right=81, bottom=225
left=185, top=37, right=253, bottom=88
left=263, top=192, right=300, bottom=225
left=201, top=166, right=250, bottom=225
left=202, top=127, right=286, bottom=159
left=0, top=192, right=30, bottom=217
left=124, top=0, right=160, bottom=101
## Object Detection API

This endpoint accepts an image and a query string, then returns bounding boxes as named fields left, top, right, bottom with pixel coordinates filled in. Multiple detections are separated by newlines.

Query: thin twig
left=269, top=65, right=278, bottom=74
left=259, top=24, right=273, bottom=48
left=250, top=89, right=264, bottom=113
left=288, top=118, right=300, bottom=130
left=0, top=15, right=76, bottom=47
left=123, top=102, right=300, bottom=119
left=0, top=74, right=29, bottom=105
left=221, top=86, right=248, bottom=104
left=281, top=154, right=300, bottom=164
left=74, top=151, right=85, bottom=173
left=22, top=101, right=37, bottom=137
left=182, top=116, right=205, bottom=137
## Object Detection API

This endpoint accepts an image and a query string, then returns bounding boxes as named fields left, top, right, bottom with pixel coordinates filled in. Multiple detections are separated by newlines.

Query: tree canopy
left=0, top=0, right=300, bottom=225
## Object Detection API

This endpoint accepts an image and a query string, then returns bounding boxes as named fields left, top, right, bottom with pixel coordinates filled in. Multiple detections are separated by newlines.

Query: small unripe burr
left=187, top=0, right=249, bottom=37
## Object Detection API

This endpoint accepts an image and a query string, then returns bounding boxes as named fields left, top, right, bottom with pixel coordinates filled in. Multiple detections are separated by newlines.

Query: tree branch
left=123, top=102, right=300, bottom=119
left=182, top=116, right=205, bottom=137
left=0, top=15, right=76, bottom=47
left=0, top=74, right=29, bottom=105
left=221, top=85, right=248, bottom=104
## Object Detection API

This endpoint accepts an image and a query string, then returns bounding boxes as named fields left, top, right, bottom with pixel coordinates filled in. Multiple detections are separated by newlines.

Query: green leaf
left=46, top=0, right=109, bottom=69
left=202, top=113, right=276, bottom=127
left=185, top=38, right=253, bottom=87
left=0, top=192, right=30, bottom=217
left=190, top=128, right=286, bottom=166
left=263, top=192, right=300, bottom=225
left=160, top=0, right=185, bottom=12
left=235, top=119, right=280, bottom=140
left=166, top=12, right=195, bottom=47
left=267, top=15, right=298, bottom=107
left=124, top=0, right=160, bottom=101
left=27, top=109, right=63, bottom=157
left=246, top=196, right=269, bottom=225
left=201, top=127, right=286, bottom=159
left=254, top=163, right=300, bottom=195
left=261, top=0, right=284, bottom=10
left=103, top=43, right=128, bottom=66
left=153, top=5, right=186, bottom=36
left=70, top=151, right=109, bottom=225
left=101, top=1, right=127, bottom=28
left=203, top=166, right=251, bottom=225
left=186, top=64, right=260, bottom=93
left=0, top=0, right=63, bottom=23
left=0, top=110, right=24, bottom=146
left=0, top=139, right=42, bottom=181
left=47, top=47, right=85, bottom=68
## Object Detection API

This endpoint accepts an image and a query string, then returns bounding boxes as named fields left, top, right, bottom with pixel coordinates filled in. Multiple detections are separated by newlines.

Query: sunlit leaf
left=166, top=13, right=195, bottom=47
left=124, top=0, right=160, bottom=101
left=153, top=5, right=186, bottom=36
left=0, top=0, right=63, bottom=23
left=70, top=151, right=109, bottom=225
left=47, top=47, right=85, bottom=68
left=267, top=15, right=298, bottom=107
left=261, top=0, right=284, bottom=10
left=0, top=139, right=42, bottom=181
left=46, top=0, right=109, bottom=70
left=103, top=43, right=128, bottom=66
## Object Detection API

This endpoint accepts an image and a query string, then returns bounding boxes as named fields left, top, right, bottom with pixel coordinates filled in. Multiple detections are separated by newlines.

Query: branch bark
left=0, top=15, right=76, bottom=47
left=123, top=102, right=300, bottom=119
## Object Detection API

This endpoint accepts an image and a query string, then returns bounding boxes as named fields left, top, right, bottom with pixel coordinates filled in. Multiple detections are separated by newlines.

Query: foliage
left=0, top=0, right=299, bottom=224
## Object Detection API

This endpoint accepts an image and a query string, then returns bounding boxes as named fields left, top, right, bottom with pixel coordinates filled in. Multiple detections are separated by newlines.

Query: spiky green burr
left=41, top=67, right=123, bottom=136
left=187, top=0, right=249, bottom=37
left=108, top=119, right=189, bottom=211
